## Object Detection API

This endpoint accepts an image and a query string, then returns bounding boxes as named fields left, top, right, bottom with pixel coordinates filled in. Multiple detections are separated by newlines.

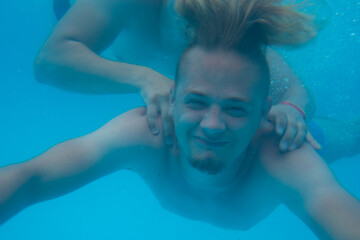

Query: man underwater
left=1, top=0, right=360, bottom=239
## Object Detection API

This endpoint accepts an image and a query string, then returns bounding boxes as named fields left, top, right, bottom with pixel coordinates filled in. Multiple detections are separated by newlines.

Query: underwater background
left=0, top=0, right=359, bottom=239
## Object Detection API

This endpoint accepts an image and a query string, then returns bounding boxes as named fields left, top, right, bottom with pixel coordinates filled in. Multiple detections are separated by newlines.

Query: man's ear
left=260, top=96, right=272, bottom=128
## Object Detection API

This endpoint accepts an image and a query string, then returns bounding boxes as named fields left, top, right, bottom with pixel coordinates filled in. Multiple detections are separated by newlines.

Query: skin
left=35, top=0, right=319, bottom=149
left=2, top=47, right=360, bottom=239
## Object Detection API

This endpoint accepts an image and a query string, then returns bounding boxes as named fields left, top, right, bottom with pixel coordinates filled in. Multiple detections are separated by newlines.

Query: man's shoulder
left=85, top=107, right=168, bottom=172
left=253, top=127, right=322, bottom=174
left=254, top=131, right=332, bottom=198
left=98, top=107, right=165, bottom=149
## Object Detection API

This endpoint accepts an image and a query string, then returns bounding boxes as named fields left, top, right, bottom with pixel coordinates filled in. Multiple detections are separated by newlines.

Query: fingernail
left=276, top=126, right=284, bottom=135
left=151, top=127, right=159, bottom=135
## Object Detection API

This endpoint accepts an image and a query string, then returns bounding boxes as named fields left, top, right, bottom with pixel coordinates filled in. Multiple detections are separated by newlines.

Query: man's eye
left=186, top=100, right=206, bottom=109
left=225, top=107, right=246, bottom=117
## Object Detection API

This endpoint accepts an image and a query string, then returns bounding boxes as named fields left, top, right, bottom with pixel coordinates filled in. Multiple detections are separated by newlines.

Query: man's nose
left=200, top=106, right=226, bottom=136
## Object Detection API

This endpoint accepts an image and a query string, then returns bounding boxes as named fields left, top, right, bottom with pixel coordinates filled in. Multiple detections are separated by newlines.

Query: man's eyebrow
left=186, top=90, right=251, bottom=103
left=185, top=90, right=207, bottom=97
left=226, top=97, right=251, bottom=104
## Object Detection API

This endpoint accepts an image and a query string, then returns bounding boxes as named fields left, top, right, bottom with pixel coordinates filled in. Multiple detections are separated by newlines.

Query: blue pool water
left=0, top=1, right=359, bottom=239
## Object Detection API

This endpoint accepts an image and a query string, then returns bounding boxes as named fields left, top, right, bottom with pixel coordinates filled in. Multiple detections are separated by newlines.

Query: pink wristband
left=280, top=102, right=306, bottom=120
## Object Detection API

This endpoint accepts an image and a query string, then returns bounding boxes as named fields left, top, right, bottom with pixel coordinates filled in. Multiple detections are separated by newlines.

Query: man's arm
left=0, top=108, right=159, bottom=225
left=291, top=180, right=360, bottom=240
left=285, top=147, right=360, bottom=240
left=260, top=140, right=360, bottom=239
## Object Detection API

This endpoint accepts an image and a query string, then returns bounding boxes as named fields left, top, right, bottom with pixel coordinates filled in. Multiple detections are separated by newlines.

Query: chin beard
left=188, top=157, right=225, bottom=175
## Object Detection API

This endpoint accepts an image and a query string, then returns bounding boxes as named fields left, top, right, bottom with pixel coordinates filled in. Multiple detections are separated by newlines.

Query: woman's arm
left=35, top=0, right=169, bottom=94
left=267, top=47, right=315, bottom=118
left=35, top=0, right=174, bottom=142
left=266, top=48, right=319, bottom=151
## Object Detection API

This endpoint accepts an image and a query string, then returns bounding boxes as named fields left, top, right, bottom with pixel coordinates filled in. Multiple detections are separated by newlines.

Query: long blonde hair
left=175, top=0, right=329, bottom=51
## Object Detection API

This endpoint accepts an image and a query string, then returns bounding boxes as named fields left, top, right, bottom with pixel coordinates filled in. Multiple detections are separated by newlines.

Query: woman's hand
left=268, top=104, right=321, bottom=152
left=139, top=70, right=175, bottom=145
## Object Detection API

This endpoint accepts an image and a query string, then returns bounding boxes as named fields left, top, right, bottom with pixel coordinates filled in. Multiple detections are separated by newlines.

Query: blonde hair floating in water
left=175, top=0, right=330, bottom=50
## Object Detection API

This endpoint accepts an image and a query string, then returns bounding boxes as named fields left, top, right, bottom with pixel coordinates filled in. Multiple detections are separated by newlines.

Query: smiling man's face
left=171, top=47, right=270, bottom=175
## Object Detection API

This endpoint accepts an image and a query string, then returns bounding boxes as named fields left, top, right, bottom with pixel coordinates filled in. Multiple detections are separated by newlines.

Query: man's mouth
left=194, top=136, right=229, bottom=148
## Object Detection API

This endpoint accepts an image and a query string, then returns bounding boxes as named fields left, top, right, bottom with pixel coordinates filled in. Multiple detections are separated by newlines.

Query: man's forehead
left=184, top=89, right=253, bottom=105
left=179, top=47, right=261, bottom=87
left=184, top=47, right=255, bottom=72
left=179, top=47, right=261, bottom=90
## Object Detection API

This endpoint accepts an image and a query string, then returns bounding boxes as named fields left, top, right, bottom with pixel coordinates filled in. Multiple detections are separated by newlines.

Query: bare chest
left=139, top=161, right=278, bottom=230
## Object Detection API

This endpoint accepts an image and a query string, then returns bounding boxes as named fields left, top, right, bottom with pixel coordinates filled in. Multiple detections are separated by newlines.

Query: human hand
left=139, top=70, right=175, bottom=145
left=268, top=104, right=321, bottom=152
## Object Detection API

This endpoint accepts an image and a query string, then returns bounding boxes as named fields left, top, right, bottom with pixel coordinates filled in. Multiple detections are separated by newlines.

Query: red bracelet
left=280, top=102, right=306, bottom=120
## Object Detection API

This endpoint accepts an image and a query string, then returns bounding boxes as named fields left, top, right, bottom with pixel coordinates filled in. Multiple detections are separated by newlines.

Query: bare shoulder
left=75, top=106, right=168, bottom=175
left=256, top=134, right=335, bottom=199
left=90, top=107, right=165, bottom=149
left=259, top=136, right=326, bottom=171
